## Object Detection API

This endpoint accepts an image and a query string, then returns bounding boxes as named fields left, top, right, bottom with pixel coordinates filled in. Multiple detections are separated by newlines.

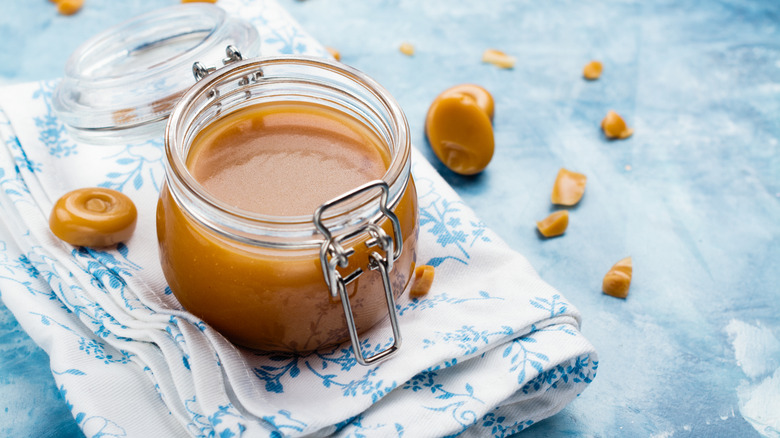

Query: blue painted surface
left=1, top=0, right=778, bottom=437
left=0, top=306, right=84, bottom=438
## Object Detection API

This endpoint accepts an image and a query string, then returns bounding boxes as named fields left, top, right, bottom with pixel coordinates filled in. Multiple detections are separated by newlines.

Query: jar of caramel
left=157, top=53, right=418, bottom=364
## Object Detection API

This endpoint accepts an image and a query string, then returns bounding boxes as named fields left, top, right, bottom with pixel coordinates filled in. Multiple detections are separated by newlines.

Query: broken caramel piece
left=399, top=42, right=415, bottom=56
left=583, top=60, right=603, bottom=80
left=601, top=110, right=633, bottom=139
left=482, top=49, right=516, bottom=69
left=551, top=168, right=587, bottom=206
left=325, top=47, right=341, bottom=61
left=536, top=210, right=569, bottom=238
left=410, top=265, right=435, bottom=298
left=602, top=257, right=632, bottom=298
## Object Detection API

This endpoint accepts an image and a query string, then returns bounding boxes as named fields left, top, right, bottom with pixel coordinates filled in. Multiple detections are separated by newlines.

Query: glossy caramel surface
left=188, top=102, right=388, bottom=216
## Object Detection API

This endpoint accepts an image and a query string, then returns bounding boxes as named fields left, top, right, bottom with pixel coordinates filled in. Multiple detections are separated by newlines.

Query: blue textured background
left=1, top=0, right=778, bottom=436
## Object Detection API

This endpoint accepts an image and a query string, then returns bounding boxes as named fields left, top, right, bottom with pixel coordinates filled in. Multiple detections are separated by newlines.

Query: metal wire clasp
left=313, top=180, right=404, bottom=366
left=192, top=45, right=244, bottom=81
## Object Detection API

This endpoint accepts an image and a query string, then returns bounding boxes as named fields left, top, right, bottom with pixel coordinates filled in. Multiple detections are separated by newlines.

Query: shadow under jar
left=157, top=56, right=418, bottom=364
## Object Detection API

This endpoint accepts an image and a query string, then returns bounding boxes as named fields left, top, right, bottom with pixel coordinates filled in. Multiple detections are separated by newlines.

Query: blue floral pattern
left=61, top=386, right=128, bottom=438
left=71, top=245, right=145, bottom=312
left=414, top=172, right=492, bottom=268
left=530, top=293, right=569, bottom=318
left=184, top=398, right=248, bottom=438
left=424, top=325, right=515, bottom=356
left=34, top=312, right=134, bottom=365
left=479, top=410, right=534, bottom=438
left=0, top=160, right=34, bottom=208
left=397, top=290, right=503, bottom=316
left=5, top=134, right=41, bottom=174
left=336, top=415, right=405, bottom=438
left=263, top=410, right=308, bottom=437
left=254, top=341, right=397, bottom=403
left=403, top=363, right=485, bottom=437
left=31, top=81, right=77, bottom=158
left=0, top=248, right=58, bottom=302
left=98, top=140, right=165, bottom=192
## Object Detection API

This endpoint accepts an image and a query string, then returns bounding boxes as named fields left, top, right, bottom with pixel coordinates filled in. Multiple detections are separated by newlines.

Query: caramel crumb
left=399, top=42, right=415, bottom=56
left=482, top=49, right=516, bottom=69
left=57, top=0, right=84, bottom=15
left=625, top=164, right=632, bottom=171
left=583, top=60, right=603, bottom=80
left=602, top=257, right=632, bottom=298
left=410, top=265, right=435, bottom=297
left=325, top=47, right=341, bottom=61
left=551, top=168, right=587, bottom=206
left=536, top=210, right=569, bottom=238
left=601, top=110, right=633, bottom=139
left=181, top=0, right=218, bottom=3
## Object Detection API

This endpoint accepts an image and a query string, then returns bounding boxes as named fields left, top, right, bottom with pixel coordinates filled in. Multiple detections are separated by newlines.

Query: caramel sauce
left=188, top=102, right=389, bottom=215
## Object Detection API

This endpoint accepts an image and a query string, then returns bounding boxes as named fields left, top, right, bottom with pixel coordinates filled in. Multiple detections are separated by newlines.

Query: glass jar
left=157, top=55, right=418, bottom=364
left=53, top=4, right=261, bottom=144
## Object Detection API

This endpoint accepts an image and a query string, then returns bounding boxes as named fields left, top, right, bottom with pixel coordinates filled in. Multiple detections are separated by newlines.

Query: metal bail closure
left=313, top=180, right=404, bottom=366
left=192, top=45, right=244, bottom=81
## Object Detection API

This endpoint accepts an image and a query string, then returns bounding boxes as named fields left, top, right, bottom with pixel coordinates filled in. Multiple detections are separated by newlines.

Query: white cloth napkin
left=0, top=0, right=597, bottom=436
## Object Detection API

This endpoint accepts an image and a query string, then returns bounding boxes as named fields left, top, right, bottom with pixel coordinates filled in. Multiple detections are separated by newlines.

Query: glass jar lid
left=52, top=3, right=261, bottom=144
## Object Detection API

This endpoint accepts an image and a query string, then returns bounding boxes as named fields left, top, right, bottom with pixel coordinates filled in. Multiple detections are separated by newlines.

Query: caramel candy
left=583, top=61, right=603, bottom=80
left=601, top=110, right=633, bottom=139
left=425, top=86, right=495, bottom=175
left=602, top=257, right=633, bottom=298
left=536, top=210, right=569, bottom=238
left=551, top=168, right=587, bottom=206
left=50, top=188, right=137, bottom=247
left=410, top=265, right=435, bottom=297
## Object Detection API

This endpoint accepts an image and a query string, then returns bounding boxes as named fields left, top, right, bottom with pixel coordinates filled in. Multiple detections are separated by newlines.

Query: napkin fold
left=0, top=0, right=597, bottom=436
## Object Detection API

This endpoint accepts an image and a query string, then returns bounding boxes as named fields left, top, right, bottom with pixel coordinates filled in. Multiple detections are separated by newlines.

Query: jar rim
left=164, top=55, right=412, bottom=246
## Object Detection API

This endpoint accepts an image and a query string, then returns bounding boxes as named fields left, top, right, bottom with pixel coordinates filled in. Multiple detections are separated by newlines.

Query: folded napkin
left=0, top=0, right=597, bottom=436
